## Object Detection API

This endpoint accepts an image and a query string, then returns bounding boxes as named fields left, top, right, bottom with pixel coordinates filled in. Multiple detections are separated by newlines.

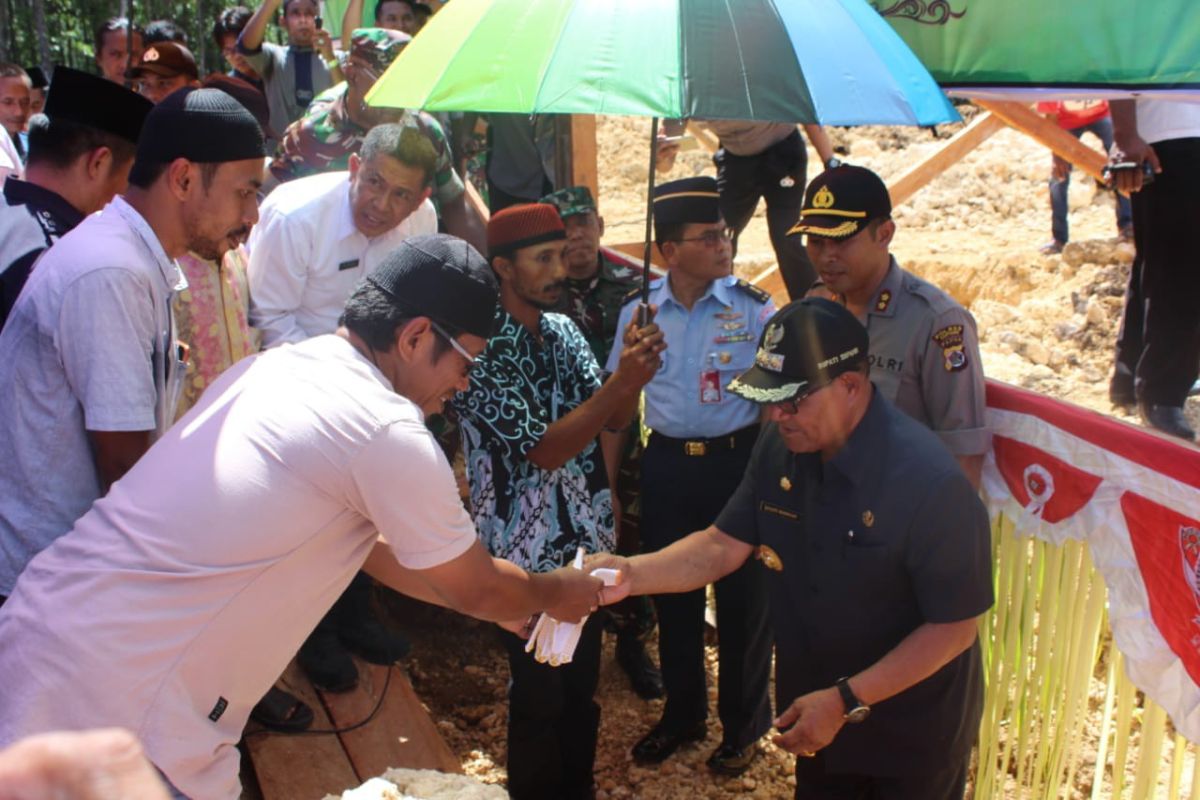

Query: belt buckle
left=685, top=441, right=707, bottom=457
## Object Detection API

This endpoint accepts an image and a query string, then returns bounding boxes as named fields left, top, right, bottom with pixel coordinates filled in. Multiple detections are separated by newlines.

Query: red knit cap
left=486, top=203, right=566, bottom=258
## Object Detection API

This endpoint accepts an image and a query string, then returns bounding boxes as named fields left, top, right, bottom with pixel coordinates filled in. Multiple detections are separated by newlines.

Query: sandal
left=250, top=686, right=314, bottom=732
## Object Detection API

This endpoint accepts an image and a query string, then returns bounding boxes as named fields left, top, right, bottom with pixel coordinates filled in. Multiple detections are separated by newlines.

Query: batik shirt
left=558, top=248, right=643, bottom=365
left=269, top=82, right=463, bottom=209
left=452, top=308, right=614, bottom=573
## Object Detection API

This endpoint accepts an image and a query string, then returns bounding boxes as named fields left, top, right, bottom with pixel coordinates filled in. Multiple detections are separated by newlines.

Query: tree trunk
left=31, top=0, right=49, bottom=74
left=195, top=0, right=207, bottom=74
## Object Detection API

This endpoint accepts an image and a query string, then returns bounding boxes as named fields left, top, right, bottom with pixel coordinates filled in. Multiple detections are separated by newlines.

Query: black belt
left=649, top=424, right=759, bottom=457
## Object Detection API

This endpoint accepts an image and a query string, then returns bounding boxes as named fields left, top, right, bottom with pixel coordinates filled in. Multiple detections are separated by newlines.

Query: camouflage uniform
left=542, top=188, right=660, bottom=677
left=268, top=29, right=464, bottom=208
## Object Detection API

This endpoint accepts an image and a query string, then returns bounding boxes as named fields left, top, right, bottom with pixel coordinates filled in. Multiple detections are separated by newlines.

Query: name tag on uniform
left=338, top=258, right=360, bottom=271
left=699, top=368, right=722, bottom=404
left=759, top=501, right=799, bottom=520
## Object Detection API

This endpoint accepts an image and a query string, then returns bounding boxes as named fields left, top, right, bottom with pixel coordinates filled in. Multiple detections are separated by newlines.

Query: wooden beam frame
left=974, top=99, right=1108, bottom=182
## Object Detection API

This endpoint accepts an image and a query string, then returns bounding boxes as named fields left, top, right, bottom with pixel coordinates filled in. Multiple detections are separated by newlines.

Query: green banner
left=872, top=1, right=1200, bottom=89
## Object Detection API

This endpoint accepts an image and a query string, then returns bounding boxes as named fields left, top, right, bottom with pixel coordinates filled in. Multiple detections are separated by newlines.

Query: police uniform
left=0, top=67, right=152, bottom=330
left=791, top=165, right=990, bottom=460
left=720, top=298, right=993, bottom=800
left=856, top=258, right=989, bottom=457
left=606, top=177, right=774, bottom=758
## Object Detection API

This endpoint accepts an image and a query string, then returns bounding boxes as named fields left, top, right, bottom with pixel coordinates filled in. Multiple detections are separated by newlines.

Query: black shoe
left=616, top=632, right=664, bottom=700
left=339, top=617, right=411, bottom=665
left=298, top=627, right=358, bottom=692
left=705, top=742, right=758, bottom=776
left=1141, top=402, right=1196, bottom=441
left=250, top=686, right=314, bottom=732
left=631, top=720, right=707, bottom=764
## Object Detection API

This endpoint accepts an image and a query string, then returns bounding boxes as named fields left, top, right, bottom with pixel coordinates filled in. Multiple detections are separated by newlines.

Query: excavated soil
left=397, top=107, right=1198, bottom=799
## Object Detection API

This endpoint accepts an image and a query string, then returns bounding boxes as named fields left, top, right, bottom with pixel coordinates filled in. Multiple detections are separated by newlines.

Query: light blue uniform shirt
left=608, top=274, right=774, bottom=439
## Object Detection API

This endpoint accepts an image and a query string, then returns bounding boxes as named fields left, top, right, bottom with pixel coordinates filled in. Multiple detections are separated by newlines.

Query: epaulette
left=733, top=278, right=772, bottom=304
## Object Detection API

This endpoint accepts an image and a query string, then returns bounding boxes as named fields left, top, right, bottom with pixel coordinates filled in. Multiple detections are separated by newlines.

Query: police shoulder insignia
left=875, top=290, right=892, bottom=313
left=733, top=279, right=771, bottom=304
left=757, top=545, right=784, bottom=571
left=932, top=324, right=968, bottom=372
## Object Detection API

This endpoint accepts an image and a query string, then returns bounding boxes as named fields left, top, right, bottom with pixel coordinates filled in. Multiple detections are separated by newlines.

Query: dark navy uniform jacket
left=0, top=179, right=83, bottom=329
left=715, top=388, right=993, bottom=777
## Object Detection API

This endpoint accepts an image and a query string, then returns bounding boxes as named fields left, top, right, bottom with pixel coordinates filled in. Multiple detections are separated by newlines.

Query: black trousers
left=715, top=128, right=815, bottom=300
left=500, top=614, right=604, bottom=800
left=639, top=432, right=773, bottom=748
left=793, top=752, right=969, bottom=800
left=1113, top=137, right=1200, bottom=406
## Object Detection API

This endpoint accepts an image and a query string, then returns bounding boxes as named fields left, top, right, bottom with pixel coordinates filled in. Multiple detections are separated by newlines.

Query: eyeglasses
left=770, top=382, right=829, bottom=415
left=676, top=227, right=735, bottom=248
left=429, top=319, right=477, bottom=366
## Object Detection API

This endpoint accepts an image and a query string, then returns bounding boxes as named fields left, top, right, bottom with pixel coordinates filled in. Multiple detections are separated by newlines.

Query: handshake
left=515, top=549, right=635, bottom=667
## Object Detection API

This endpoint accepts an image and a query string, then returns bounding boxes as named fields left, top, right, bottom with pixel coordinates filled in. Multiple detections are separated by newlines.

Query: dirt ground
left=392, top=108, right=1198, bottom=799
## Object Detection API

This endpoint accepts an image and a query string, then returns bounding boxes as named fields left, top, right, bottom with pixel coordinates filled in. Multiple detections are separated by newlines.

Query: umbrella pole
left=639, top=117, right=659, bottom=324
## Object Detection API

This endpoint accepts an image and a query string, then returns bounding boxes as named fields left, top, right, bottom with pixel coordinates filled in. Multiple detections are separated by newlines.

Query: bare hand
left=313, top=28, right=336, bottom=59
left=544, top=568, right=603, bottom=623
left=771, top=688, right=845, bottom=757
left=655, top=133, right=680, bottom=173
left=1050, top=154, right=1070, bottom=181
left=584, top=553, right=633, bottom=605
left=1108, top=136, right=1161, bottom=194
left=497, top=614, right=539, bottom=637
left=0, top=728, right=171, bottom=800
left=613, top=312, right=666, bottom=392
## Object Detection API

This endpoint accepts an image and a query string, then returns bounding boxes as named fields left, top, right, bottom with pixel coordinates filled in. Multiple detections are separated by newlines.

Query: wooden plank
left=887, top=112, right=1006, bottom=208
left=319, top=659, right=463, bottom=780
left=608, top=240, right=666, bottom=270
left=463, top=180, right=490, bottom=225
left=246, top=662, right=359, bottom=800
left=569, top=114, right=599, bottom=200
left=974, top=99, right=1108, bottom=182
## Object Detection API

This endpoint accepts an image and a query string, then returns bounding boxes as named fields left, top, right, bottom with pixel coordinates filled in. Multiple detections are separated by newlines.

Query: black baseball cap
left=727, top=297, right=869, bottom=404
left=365, top=234, right=499, bottom=339
left=787, top=165, right=891, bottom=240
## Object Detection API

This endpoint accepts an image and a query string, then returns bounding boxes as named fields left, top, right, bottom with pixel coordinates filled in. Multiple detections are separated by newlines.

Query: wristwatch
left=825, top=156, right=843, bottom=170
left=835, top=677, right=870, bottom=723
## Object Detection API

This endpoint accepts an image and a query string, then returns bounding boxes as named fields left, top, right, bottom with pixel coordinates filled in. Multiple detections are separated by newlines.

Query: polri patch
left=932, top=324, right=968, bottom=372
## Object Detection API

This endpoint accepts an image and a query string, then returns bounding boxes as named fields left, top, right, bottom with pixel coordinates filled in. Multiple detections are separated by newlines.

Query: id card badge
left=699, top=367, right=722, bottom=404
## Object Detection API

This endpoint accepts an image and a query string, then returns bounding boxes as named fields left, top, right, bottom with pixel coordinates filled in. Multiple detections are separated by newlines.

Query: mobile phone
left=315, top=15, right=323, bottom=28
left=1103, top=160, right=1155, bottom=186
left=660, top=134, right=699, bottom=152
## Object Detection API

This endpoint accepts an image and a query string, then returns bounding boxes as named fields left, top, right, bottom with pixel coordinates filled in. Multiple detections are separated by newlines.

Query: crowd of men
left=0, top=2, right=1192, bottom=800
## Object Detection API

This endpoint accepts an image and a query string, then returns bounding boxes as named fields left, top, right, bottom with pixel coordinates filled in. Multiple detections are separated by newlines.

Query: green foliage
left=0, top=0, right=287, bottom=79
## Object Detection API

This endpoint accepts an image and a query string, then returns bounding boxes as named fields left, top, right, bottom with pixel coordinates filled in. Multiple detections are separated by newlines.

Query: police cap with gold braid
left=787, top=165, right=891, bottom=240
left=653, top=176, right=721, bottom=239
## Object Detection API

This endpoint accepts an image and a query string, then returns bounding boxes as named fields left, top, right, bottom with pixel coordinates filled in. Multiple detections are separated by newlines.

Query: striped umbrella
left=367, top=0, right=958, bottom=302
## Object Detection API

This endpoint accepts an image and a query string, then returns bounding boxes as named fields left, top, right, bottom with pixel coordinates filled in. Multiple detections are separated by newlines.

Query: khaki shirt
left=860, top=258, right=990, bottom=457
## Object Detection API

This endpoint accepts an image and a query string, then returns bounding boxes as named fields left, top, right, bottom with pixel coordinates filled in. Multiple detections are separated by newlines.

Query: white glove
left=524, top=549, right=621, bottom=666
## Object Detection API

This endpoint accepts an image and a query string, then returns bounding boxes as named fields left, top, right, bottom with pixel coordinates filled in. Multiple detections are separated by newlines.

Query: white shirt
left=0, top=196, right=186, bottom=596
left=247, top=171, right=437, bottom=348
left=1137, top=98, right=1200, bottom=144
left=0, top=127, right=22, bottom=184
left=0, top=334, right=478, bottom=800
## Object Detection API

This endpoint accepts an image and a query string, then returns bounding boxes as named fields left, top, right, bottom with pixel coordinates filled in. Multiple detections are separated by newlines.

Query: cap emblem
left=143, top=47, right=160, bottom=62
left=812, top=185, right=835, bottom=209
left=755, top=323, right=786, bottom=372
